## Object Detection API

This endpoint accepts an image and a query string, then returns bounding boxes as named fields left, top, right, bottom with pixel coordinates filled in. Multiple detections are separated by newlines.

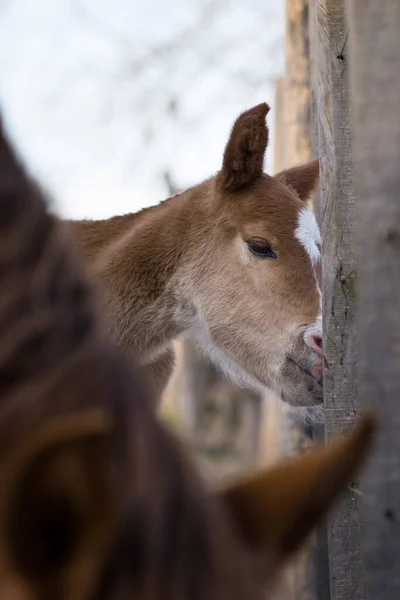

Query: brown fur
left=0, top=110, right=375, bottom=600
left=68, top=105, right=322, bottom=408
left=221, top=103, right=270, bottom=191
left=274, top=159, right=320, bottom=203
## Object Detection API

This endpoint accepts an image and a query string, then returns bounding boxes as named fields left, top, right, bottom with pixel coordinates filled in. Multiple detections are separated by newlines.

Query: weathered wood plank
left=315, top=1, right=363, bottom=600
left=273, top=77, right=285, bottom=174
left=177, top=340, right=211, bottom=436
left=347, top=1, right=400, bottom=598
left=308, top=0, right=321, bottom=224
left=284, top=0, right=312, bottom=169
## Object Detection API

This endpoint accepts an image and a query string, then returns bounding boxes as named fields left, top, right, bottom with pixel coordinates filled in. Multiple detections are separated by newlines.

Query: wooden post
left=237, top=391, right=262, bottom=465
left=273, top=77, right=285, bottom=174
left=315, top=2, right=362, bottom=600
left=177, top=340, right=211, bottom=436
left=308, top=0, right=320, bottom=223
left=347, top=2, right=400, bottom=598
left=284, top=0, right=312, bottom=169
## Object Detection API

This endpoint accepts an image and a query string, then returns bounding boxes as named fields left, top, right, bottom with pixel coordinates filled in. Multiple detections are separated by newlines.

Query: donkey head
left=185, top=104, right=322, bottom=407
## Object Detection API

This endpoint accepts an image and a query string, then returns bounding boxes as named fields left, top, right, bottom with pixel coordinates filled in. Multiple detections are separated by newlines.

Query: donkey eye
left=247, top=239, right=277, bottom=259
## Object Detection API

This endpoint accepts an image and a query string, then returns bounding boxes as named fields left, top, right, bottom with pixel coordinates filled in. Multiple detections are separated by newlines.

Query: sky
left=0, top=0, right=285, bottom=219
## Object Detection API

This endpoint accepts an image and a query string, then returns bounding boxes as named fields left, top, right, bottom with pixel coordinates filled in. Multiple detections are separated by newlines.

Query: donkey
left=0, top=111, right=374, bottom=600
left=69, top=103, right=323, bottom=407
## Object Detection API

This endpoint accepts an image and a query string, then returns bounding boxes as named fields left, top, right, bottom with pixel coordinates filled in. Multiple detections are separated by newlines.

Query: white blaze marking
left=295, top=207, right=321, bottom=264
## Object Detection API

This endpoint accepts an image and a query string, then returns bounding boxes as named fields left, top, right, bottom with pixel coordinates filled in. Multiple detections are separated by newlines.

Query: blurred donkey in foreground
left=0, top=115, right=374, bottom=600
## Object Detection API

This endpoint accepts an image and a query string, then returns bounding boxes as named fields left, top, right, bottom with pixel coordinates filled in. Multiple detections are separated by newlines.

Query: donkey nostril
left=308, top=332, right=323, bottom=355
left=313, top=334, right=323, bottom=349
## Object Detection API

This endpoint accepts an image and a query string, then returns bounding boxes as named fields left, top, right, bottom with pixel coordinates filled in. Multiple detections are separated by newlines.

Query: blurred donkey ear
left=217, top=415, right=375, bottom=574
left=0, top=409, right=116, bottom=600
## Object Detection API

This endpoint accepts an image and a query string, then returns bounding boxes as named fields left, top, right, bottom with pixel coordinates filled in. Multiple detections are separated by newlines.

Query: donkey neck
left=69, top=182, right=212, bottom=377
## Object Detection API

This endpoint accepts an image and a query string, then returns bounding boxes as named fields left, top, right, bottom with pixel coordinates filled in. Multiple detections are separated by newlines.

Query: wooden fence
left=164, top=1, right=400, bottom=598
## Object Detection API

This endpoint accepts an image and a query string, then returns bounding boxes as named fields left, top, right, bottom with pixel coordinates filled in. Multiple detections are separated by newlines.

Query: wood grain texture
left=347, top=1, right=400, bottom=598
left=316, top=1, right=363, bottom=600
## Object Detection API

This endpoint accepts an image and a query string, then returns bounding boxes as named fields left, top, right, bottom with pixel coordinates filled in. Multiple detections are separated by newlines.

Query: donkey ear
left=274, top=159, right=320, bottom=202
left=1, top=410, right=116, bottom=600
left=217, top=416, right=374, bottom=571
left=220, top=103, right=270, bottom=192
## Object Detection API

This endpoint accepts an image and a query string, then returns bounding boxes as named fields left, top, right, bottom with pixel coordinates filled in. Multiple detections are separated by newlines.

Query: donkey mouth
left=289, top=358, right=323, bottom=388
